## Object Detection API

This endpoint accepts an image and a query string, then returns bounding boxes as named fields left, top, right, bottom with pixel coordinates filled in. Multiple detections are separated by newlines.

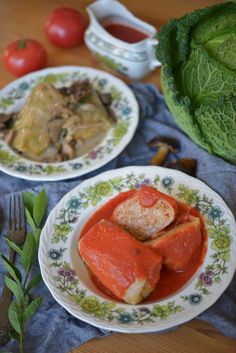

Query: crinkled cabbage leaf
left=157, top=1, right=236, bottom=163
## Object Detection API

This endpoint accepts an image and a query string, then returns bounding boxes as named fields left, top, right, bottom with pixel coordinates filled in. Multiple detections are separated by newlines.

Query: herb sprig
left=1, top=189, right=48, bottom=353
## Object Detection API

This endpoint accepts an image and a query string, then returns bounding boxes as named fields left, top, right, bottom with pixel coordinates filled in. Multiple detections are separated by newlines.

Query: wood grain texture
left=0, top=1, right=235, bottom=353
left=72, top=321, right=236, bottom=353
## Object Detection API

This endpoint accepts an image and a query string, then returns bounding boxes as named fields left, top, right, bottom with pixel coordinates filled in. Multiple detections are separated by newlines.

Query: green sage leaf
left=5, top=276, right=24, bottom=307
left=21, top=232, right=36, bottom=273
left=1, top=255, right=22, bottom=284
left=5, top=237, right=22, bottom=256
left=25, top=208, right=36, bottom=232
left=23, top=296, right=43, bottom=323
left=9, top=326, right=21, bottom=343
left=24, top=294, right=30, bottom=307
left=8, top=301, right=23, bottom=335
left=23, top=192, right=36, bottom=215
left=33, top=190, right=47, bottom=227
left=33, top=228, right=41, bottom=248
left=25, top=273, right=42, bottom=295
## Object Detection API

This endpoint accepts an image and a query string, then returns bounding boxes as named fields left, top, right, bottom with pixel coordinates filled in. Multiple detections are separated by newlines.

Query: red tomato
left=3, top=39, right=47, bottom=77
left=45, top=7, right=88, bottom=48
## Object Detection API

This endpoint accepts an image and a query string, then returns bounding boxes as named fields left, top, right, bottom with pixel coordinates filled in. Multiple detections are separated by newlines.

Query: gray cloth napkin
left=0, top=83, right=235, bottom=353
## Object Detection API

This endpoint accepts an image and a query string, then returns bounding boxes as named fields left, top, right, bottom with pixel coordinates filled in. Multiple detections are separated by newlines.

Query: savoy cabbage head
left=157, top=1, right=236, bottom=163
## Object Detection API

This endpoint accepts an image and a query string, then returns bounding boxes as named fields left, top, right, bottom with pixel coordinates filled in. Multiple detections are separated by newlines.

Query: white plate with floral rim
left=38, top=166, right=236, bottom=333
left=0, top=66, right=139, bottom=181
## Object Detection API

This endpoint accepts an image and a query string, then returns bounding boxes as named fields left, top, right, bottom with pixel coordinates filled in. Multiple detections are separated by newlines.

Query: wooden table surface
left=0, top=1, right=235, bottom=353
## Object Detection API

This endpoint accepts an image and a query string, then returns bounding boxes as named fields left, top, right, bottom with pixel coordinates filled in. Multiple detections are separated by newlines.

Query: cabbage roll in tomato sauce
left=112, top=186, right=177, bottom=241
left=145, top=215, right=202, bottom=271
left=79, top=220, right=162, bottom=304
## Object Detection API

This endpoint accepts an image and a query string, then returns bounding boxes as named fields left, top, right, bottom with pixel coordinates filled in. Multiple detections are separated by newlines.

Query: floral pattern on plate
left=0, top=66, right=139, bottom=181
left=38, top=166, right=236, bottom=333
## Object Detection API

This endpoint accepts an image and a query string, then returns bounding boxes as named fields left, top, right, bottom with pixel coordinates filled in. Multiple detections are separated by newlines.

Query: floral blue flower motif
left=161, top=177, right=174, bottom=188
left=117, top=312, right=133, bottom=324
left=15, top=164, right=27, bottom=172
left=19, top=82, right=30, bottom=90
left=67, top=197, right=81, bottom=210
left=98, top=78, right=107, bottom=87
left=188, top=293, right=202, bottom=305
left=208, top=206, right=223, bottom=220
left=48, top=248, right=63, bottom=261
left=122, top=107, right=132, bottom=115
left=71, top=163, right=83, bottom=170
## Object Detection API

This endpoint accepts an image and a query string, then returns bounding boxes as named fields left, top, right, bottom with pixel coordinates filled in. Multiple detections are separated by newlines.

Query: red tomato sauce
left=80, top=190, right=207, bottom=303
left=102, top=23, right=149, bottom=43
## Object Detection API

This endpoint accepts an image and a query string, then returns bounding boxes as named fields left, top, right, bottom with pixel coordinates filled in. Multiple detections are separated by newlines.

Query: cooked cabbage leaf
left=12, top=84, right=66, bottom=156
left=9, top=82, right=112, bottom=162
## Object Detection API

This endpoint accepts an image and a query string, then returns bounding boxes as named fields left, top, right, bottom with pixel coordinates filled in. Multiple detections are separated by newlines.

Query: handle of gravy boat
left=147, top=38, right=161, bottom=70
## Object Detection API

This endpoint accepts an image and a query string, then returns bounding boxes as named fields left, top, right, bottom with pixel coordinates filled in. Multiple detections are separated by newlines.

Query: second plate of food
left=0, top=66, right=138, bottom=180
left=38, top=166, right=236, bottom=332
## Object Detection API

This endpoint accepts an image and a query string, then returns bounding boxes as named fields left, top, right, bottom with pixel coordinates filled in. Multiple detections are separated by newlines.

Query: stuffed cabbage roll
left=145, top=215, right=202, bottom=271
left=79, top=220, right=162, bottom=304
left=112, top=186, right=177, bottom=241
left=5, top=80, right=113, bottom=162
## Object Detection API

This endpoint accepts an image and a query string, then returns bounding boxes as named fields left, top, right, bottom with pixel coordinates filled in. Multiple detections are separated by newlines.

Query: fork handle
left=0, top=248, right=15, bottom=346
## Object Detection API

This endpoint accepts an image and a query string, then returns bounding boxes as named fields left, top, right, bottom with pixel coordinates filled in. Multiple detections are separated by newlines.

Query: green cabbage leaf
left=157, top=1, right=236, bottom=163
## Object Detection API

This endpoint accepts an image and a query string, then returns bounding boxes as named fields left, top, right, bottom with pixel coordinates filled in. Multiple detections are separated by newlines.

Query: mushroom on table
left=149, top=136, right=180, bottom=166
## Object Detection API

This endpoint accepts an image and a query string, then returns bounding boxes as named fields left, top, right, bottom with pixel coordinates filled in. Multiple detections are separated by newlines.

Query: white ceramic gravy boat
left=84, top=0, right=161, bottom=80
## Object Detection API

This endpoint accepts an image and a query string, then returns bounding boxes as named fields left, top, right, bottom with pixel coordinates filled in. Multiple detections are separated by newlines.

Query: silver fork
left=0, top=194, right=25, bottom=346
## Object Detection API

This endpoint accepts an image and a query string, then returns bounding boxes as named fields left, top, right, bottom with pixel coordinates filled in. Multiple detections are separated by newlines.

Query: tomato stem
left=17, top=40, right=27, bottom=49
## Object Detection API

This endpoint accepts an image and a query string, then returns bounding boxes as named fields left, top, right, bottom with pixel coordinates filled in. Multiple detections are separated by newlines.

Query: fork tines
left=8, top=194, right=25, bottom=232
